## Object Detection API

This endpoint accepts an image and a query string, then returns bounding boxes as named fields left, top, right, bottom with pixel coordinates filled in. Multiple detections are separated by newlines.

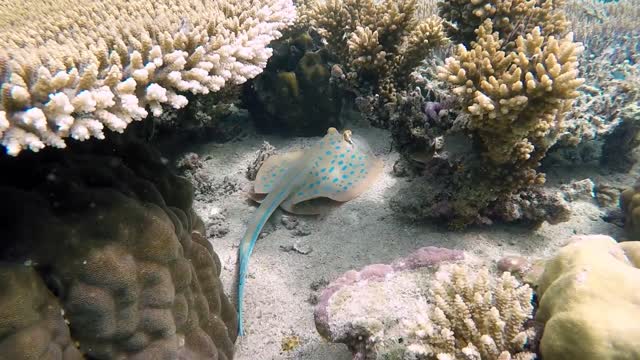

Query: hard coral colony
left=0, top=0, right=639, bottom=359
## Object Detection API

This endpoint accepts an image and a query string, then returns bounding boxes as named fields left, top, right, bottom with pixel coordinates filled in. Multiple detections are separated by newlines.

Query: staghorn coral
left=0, top=132, right=237, bottom=359
left=302, top=0, right=447, bottom=126
left=0, top=0, right=295, bottom=156
left=438, top=0, right=570, bottom=47
left=404, top=264, right=536, bottom=360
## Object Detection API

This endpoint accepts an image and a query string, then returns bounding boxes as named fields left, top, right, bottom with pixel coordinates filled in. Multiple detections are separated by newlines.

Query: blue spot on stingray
left=351, top=154, right=356, bottom=159
left=271, top=173, right=276, bottom=177
left=338, top=160, right=344, bottom=165
left=315, top=180, right=321, bottom=185
left=342, top=174, right=348, bottom=179
left=329, top=166, right=335, bottom=173
left=343, top=186, right=348, bottom=190
left=341, top=165, right=348, bottom=171
left=333, top=178, right=339, bottom=183
left=347, top=149, right=351, bottom=153
left=348, top=182, right=353, bottom=186
left=315, top=171, right=319, bottom=176
left=321, top=168, right=326, bottom=172
left=318, top=156, right=323, bottom=160
left=308, top=183, right=315, bottom=189
left=330, top=140, right=335, bottom=145
left=326, top=150, right=332, bottom=155
left=360, top=169, right=365, bottom=174
left=359, top=156, right=363, bottom=160
left=298, top=191, right=304, bottom=196
left=322, top=175, right=327, bottom=180
left=340, top=154, right=345, bottom=158
left=350, top=170, right=355, bottom=175
left=335, top=146, right=341, bottom=150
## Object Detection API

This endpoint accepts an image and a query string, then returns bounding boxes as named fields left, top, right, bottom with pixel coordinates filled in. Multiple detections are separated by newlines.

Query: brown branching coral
left=0, top=0, right=295, bottom=156
left=403, top=265, right=537, bottom=360
left=438, top=20, right=583, bottom=177
left=303, top=0, right=447, bottom=110
left=438, top=0, right=570, bottom=47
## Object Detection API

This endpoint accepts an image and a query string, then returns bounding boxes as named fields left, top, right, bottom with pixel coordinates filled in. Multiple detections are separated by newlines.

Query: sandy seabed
left=174, top=124, right=629, bottom=360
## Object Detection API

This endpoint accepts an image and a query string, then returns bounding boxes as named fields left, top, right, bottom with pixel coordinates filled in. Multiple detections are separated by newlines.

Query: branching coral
left=404, top=265, right=536, bottom=360
left=0, top=0, right=295, bottom=156
left=438, top=20, right=583, bottom=174
left=303, top=0, right=447, bottom=112
left=438, top=0, right=570, bottom=47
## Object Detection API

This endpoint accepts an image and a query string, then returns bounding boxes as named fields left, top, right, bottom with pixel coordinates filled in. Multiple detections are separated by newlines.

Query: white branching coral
left=403, top=265, right=536, bottom=360
left=0, top=0, right=296, bottom=156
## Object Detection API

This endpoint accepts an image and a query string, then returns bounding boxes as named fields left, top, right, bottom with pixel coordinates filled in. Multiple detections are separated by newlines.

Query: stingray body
left=236, top=127, right=383, bottom=335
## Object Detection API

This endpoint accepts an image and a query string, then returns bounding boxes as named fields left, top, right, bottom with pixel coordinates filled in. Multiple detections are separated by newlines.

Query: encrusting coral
left=403, top=264, right=536, bottom=360
left=0, top=0, right=295, bottom=156
left=0, top=131, right=237, bottom=359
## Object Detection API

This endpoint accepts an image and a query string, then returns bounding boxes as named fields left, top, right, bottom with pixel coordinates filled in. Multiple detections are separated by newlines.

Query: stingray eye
left=343, top=130, right=353, bottom=145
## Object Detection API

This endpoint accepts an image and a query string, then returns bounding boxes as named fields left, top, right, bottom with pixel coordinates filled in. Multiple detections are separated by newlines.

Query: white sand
left=183, top=125, right=626, bottom=360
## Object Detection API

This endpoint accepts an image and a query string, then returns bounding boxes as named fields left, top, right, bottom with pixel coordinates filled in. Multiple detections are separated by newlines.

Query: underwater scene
left=0, top=0, right=638, bottom=359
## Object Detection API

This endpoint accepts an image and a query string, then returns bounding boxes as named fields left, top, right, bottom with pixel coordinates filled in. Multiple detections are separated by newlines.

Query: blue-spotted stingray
left=236, top=127, right=383, bottom=335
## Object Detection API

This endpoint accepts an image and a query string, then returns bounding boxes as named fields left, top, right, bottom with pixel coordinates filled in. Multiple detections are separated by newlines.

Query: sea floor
left=169, top=124, right=630, bottom=360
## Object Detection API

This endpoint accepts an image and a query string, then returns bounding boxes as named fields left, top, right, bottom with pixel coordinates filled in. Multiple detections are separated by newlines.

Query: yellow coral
left=404, top=264, right=536, bottom=360
left=0, top=0, right=295, bottom=156
left=437, top=20, right=583, bottom=168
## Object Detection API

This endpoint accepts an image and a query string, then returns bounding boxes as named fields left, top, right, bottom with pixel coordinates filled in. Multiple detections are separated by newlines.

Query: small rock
left=497, top=255, right=530, bottom=274
left=561, top=179, right=595, bottom=202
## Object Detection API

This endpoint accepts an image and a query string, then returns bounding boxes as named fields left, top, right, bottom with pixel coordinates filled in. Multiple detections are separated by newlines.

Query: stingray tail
left=236, top=191, right=288, bottom=336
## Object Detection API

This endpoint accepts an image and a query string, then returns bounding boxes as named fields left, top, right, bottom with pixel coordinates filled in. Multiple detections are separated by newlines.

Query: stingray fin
left=280, top=197, right=342, bottom=215
left=253, top=150, right=305, bottom=194
left=280, top=129, right=383, bottom=208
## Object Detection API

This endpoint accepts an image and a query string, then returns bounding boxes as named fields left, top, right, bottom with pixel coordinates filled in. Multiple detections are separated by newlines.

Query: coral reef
left=386, top=0, right=582, bottom=228
left=314, top=246, right=539, bottom=359
left=0, top=132, right=237, bottom=359
left=0, top=0, right=295, bottom=155
left=536, top=235, right=640, bottom=360
left=548, top=0, right=640, bottom=170
left=244, top=30, right=344, bottom=136
left=302, top=0, right=448, bottom=127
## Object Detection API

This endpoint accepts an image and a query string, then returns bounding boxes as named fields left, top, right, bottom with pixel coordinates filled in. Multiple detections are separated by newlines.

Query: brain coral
left=0, top=0, right=295, bottom=156
left=0, top=134, right=237, bottom=359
